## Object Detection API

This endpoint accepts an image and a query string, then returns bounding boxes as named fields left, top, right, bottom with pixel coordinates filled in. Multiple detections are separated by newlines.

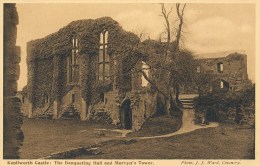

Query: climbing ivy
left=27, top=17, right=140, bottom=107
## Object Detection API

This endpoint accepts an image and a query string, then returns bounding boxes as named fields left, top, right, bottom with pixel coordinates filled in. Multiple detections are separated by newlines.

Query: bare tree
left=139, top=3, right=189, bottom=115
left=97, top=3, right=193, bottom=116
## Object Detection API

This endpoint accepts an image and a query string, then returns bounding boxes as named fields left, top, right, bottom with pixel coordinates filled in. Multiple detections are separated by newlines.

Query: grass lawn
left=128, top=115, right=182, bottom=137
left=20, top=117, right=120, bottom=159
left=77, top=123, right=255, bottom=159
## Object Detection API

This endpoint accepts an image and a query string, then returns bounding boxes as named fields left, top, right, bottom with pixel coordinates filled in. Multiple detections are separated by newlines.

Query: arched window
left=141, top=61, right=149, bottom=87
left=98, top=30, right=110, bottom=83
left=67, top=34, right=79, bottom=83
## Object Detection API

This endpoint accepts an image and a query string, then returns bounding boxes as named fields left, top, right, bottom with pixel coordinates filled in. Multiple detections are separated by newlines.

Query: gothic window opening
left=68, top=34, right=79, bottom=84
left=217, top=62, right=223, bottom=73
left=98, top=30, right=110, bottom=83
left=141, top=61, right=149, bottom=87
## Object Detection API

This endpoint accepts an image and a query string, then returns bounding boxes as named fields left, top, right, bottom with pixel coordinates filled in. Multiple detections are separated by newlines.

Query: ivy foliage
left=27, top=17, right=140, bottom=107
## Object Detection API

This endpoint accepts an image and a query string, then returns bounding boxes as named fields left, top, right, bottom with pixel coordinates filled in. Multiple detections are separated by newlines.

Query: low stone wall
left=89, top=110, right=113, bottom=124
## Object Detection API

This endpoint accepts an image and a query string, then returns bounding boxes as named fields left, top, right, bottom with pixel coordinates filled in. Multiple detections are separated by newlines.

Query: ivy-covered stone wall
left=27, top=17, right=140, bottom=108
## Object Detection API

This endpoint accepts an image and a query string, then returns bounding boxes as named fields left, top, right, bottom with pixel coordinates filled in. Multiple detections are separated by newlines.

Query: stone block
left=5, top=63, right=20, bottom=81
left=5, top=46, right=21, bottom=64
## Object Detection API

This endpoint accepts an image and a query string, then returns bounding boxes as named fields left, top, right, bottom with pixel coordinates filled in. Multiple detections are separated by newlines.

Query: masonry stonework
left=197, top=53, right=251, bottom=94
left=25, top=17, right=157, bottom=131
left=4, top=3, right=24, bottom=159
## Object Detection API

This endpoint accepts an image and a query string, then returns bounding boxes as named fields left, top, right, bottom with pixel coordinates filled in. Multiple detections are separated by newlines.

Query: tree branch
left=160, top=3, right=171, bottom=60
left=172, top=3, right=186, bottom=56
left=140, top=70, right=168, bottom=99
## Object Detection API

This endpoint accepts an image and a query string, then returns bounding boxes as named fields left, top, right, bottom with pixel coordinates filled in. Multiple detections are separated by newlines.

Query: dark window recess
left=100, top=93, right=104, bottom=102
left=22, top=96, right=25, bottom=103
left=72, top=94, right=75, bottom=103
left=105, top=98, right=107, bottom=104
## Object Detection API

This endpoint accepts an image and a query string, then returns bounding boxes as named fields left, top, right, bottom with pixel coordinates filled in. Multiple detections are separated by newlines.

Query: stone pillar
left=81, top=98, right=87, bottom=121
left=53, top=100, right=59, bottom=119
left=28, top=102, right=33, bottom=118
left=3, top=4, right=24, bottom=159
left=51, top=55, right=62, bottom=119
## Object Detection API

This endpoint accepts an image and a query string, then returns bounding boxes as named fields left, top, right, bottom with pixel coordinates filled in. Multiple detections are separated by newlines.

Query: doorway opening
left=120, top=99, right=132, bottom=129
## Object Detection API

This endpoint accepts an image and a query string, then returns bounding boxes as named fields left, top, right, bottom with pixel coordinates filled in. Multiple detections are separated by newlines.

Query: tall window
left=141, top=61, right=149, bottom=87
left=98, top=30, right=110, bottom=83
left=68, top=34, right=79, bottom=84
left=217, top=62, right=223, bottom=73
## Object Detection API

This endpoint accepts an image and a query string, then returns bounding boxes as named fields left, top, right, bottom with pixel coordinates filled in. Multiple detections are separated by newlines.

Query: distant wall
left=198, top=53, right=250, bottom=93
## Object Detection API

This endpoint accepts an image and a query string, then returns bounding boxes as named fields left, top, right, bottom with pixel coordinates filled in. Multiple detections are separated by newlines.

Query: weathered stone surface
left=198, top=53, right=251, bottom=94
left=4, top=3, right=23, bottom=159
left=5, top=63, right=20, bottom=81
left=5, top=46, right=21, bottom=64
left=4, top=80, right=18, bottom=96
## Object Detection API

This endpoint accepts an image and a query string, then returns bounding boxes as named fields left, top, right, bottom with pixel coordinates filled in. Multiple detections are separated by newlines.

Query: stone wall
left=60, top=85, right=84, bottom=119
left=198, top=53, right=251, bottom=94
left=131, top=91, right=157, bottom=131
left=3, top=3, right=24, bottom=159
left=17, top=91, right=30, bottom=116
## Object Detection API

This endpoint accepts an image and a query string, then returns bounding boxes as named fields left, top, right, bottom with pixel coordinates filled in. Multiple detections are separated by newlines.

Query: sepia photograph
left=2, top=0, right=259, bottom=165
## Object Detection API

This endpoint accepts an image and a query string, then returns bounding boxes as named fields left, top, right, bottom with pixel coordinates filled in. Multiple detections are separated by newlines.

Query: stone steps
left=179, top=94, right=198, bottom=110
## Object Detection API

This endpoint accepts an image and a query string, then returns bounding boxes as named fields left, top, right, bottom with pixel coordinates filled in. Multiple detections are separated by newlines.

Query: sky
left=16, top=3, right=256, bottom=90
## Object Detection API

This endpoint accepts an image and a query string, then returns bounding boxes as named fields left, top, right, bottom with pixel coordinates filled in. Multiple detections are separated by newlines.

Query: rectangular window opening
left=72, top=94, right=75, bottom=103
left=217, top=63, right=223, bottom=72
